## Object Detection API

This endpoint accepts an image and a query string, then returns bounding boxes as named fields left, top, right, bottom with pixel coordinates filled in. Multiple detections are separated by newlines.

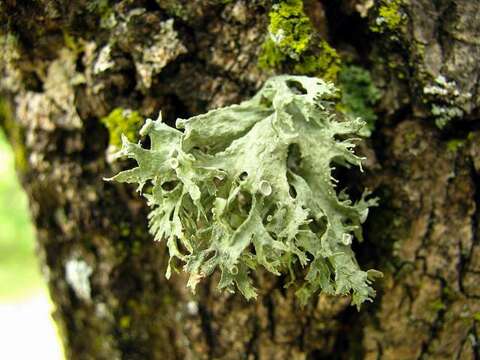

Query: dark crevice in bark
left=321, top=0, right=372, bottom=63
left=434, top=1, right=452, bottom=69
left=417, top=277, right=449, bottom=360
left=472, top=161, right=480, bottom=249
left=143, top=0, right=162, bottom=12
left=23, top=71, right=44, bottom=92
left=245, top=317, right=260, bottom=360
left=414, top=205, right=434, bottom=268
left=456, top=325, right=478, bottom=360
left=473, top=324, right=480, bottom=360
left=264, top=295, right=276, bottom=340
left=162, top=93, right=192, bottom=128
left=438, top=119, right=480, bottom=140
left=82, top=118, right=109, bottom=162
left=198, top=302, right=216, bottom=358
left=329, top=306, right=366, bottom=360
left=370, top=105, right=412, bottom=166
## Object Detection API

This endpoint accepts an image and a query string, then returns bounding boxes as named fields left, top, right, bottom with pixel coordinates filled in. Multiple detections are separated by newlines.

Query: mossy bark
left=1, top=0, right=479, bottom=359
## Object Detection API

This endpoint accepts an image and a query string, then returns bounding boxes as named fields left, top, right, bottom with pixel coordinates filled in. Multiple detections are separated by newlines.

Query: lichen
left=109, top=75, right=380, bottom=308
left=0, top=34, right=23, bottom=93
left=338, top=65, right=381, bottom=137
left=108, top=11, right=187, bottom=88
left=86, top=0, right=110, bottom=15
left=259, top=0, right=341, bottom=81
left=65, top=258, right=93, bottom=302
left=93, top=44, right=115, bottom=74
left=134, top=18, right=187, bottom=88
left=162, top=3, right=190, bottom=21
left=15, top=48, right=84, bottom=132
left=86, top=0, right=115, bottom=28
left=423, top=75, right=472, bottom=129
left=100, top=108, right=143, bottom=149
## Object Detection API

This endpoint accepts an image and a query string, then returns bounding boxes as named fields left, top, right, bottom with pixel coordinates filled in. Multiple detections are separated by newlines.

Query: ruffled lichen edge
left=107, top=75, right=381, bottom=308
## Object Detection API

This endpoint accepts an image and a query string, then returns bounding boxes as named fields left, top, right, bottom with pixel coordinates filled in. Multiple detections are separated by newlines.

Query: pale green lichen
left=132, top=18, right=187, bottom=89
left=423, top=75, right=472, bottom=129
left=101, top=108, right=143, bottom=149
left=258, top=0, right=341, bottom=81
left=107, top=12, right=187, bottom=88
left=109, top=75, right=380, bottom=307
left=65, top=258, right=93, bottom=302
left=338, top=66, right=381, bottom=137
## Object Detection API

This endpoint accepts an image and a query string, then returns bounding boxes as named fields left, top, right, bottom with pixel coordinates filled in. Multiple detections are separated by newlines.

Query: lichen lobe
left=110, top=75, right=379, bottom=308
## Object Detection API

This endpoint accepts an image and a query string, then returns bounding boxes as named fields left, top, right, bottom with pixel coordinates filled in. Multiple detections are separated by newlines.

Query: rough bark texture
left=1, top=0, right=479, bottom=359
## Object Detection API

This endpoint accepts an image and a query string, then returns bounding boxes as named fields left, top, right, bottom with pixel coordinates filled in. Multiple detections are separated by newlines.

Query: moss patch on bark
left=258, top=0, right=341, bottom=81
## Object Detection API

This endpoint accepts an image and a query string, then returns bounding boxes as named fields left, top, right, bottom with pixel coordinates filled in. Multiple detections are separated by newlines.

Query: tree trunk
left=1, top=0, right=479, bottom=359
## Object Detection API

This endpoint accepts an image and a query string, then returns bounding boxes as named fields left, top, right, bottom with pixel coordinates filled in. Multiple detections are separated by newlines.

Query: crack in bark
left=198, top=302, right=216, bottom=359
left=416, top=278, right=448, bottom=360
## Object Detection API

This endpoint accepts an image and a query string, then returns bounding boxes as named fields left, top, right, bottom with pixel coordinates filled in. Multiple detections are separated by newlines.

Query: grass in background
left=0, top=130, right=43, bottom=299
left=0, top=130, right=64, bottom=359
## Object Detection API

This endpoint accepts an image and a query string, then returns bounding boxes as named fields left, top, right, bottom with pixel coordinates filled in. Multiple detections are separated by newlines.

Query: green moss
left=119, top=315, right=131, bottom=329
left=372, top=0, right=405, bottom=33
left=162, top=2, right=190, bottom=21
left=119, top=222, right=131, bottom=237
left=442, top=285, right=459, bottom=301
left=85, top=0, right=116, bottom=28
left=259, top=0, right=341, bottom=81
left=63, top=32, right=85, bottom=55
left=258, top=39, right=287, bottom=69
left=379, top=1, right=403, bottom=30
left=268, top=0, right=312, bottom=59
left=403, top=131, right=417, bottom=146
left=446, top=139, right=465, bottom=153
left=474, top=312, right=480, bottom=322
left=293, top=41, right=341, bottom=82
left=0, top=99, right=28, bottom=172
left=86, top=0, right=111, bottom=16
left=338, top=66, right=381, bottom=136
left=100, top=108, right=143, bottom=149
left=429, top=299, right=446, bottom=312
left=132, top=241, right=142, bottom=256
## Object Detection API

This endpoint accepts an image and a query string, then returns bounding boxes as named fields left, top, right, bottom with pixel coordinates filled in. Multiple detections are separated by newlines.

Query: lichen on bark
left=1, top=0, right=480, bottom=358
left=110, top=75, right=379, bottom=307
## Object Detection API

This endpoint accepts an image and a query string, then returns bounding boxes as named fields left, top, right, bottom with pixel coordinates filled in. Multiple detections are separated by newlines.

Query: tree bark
left=1, top=0, right=479, bottom=359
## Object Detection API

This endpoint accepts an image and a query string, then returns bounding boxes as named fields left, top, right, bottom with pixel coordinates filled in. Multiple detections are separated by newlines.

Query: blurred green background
left=0, top=129, right=64, bottom=359
left=0, top=130, right=42, bottom=300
